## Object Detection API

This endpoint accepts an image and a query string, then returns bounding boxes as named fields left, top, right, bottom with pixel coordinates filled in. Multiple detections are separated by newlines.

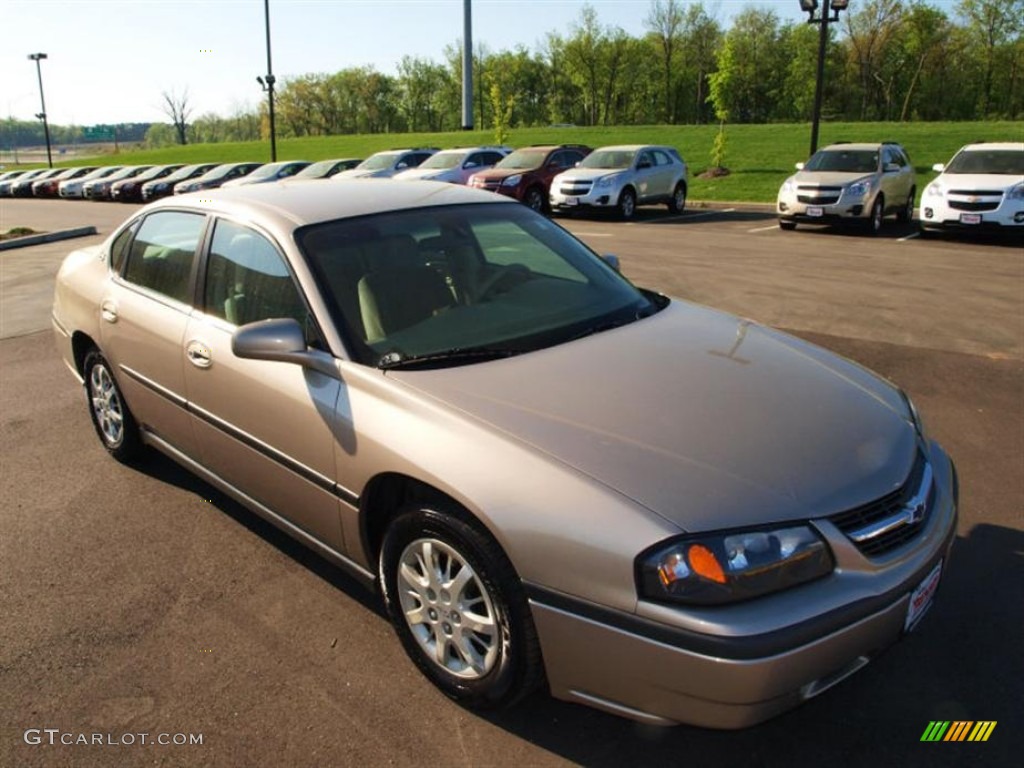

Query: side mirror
left=637, top=160, right=653, bottom=170
left=600, top=253, right=621, bottom=272
left=464, top=161, right=478, bottom=169
left=932, top=163, right=946, bottom=173
left=884, top=162, right=900, bottom=173
left=795, top=162, right=805, bottom=171
left=396, top=162, right=409, bottom=170
left=232, top=318, right=338, bottom=378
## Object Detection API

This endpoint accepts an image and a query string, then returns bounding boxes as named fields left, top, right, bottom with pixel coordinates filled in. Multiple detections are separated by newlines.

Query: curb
left=0, top=226, right=98, bottom=251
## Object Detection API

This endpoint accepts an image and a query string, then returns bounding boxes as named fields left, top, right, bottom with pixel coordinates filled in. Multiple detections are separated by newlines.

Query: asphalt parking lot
left=1, top=198, right=1021, bottom=767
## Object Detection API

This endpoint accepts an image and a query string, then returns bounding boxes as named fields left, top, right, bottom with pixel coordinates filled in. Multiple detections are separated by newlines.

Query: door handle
left=100, top=301, right=118, bottom=323
left=186, top=340, right=212, bottom=368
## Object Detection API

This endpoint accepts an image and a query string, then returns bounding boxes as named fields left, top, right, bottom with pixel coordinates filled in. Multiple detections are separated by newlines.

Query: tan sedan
left=53, top=181, right=957, bottom=728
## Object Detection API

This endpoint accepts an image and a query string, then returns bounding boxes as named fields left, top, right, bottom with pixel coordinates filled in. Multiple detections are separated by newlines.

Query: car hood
left=395, top=168, right=451, bottom=181
left=935, top=172, right=1023, bottom=190
left=792, top=171, right=872, bottom=186
left=390, top=301, right=917, bottom=533
left=557, top=169, right=625, bottom=184
left=335, top=169, right=387, bottom=180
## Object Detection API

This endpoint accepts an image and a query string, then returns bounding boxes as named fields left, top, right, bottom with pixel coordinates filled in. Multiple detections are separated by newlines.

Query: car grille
left=827, top=452, right=933, bottom=557
left=797, top=186, right=842, bottom=205
left=949, top=200, right=1000, bottom=212
left=560, top=180, right=593, bottom=196
left=949, top=189, right=1003, bottom=196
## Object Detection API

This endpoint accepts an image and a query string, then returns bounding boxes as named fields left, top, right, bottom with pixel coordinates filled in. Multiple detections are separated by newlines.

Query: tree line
left=6, top=0, right=1021, bottom=151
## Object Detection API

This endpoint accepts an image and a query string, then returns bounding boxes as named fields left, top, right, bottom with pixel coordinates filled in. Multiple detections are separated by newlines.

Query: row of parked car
left=3, top=140, right=1020, bottom=233
left=0, top=142, right=692, bottom=221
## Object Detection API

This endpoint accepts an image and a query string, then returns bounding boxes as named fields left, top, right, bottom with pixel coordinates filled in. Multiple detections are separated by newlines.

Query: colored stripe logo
left=921, top=721, right=997, bottom=742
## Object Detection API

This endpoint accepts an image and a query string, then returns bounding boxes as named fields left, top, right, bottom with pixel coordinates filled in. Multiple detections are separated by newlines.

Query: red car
left=467, top=144, right=591, bottom=212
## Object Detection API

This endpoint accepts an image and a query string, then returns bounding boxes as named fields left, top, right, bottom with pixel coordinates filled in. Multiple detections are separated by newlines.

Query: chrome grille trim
left=827, top=451, right=934, bottom=557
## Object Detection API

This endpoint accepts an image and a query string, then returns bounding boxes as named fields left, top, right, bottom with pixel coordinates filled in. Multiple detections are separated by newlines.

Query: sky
left=2, top=0, right=964, bottom=126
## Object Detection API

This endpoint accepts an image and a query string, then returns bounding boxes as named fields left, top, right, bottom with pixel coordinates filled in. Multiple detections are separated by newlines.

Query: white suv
left=393, top=146, right=510, bottom=185
left=920, top=142, right=1024, bottom=235
left=549, top=145, right=688, bottom=220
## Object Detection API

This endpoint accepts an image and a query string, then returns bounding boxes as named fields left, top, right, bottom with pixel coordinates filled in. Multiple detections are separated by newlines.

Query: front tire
left=379, top=505, right=543, bottom=709
left=84, top=350, right=142, bottom=462
left=866, top=196, right=885, bottom=235
left=617, top=188, right=636, bottom=221
left=779, top=219, right=797, bottom=231
left=523, top=187, right=545, bottom=213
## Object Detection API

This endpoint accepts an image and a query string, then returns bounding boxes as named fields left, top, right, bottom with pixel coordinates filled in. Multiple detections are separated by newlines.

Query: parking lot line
left=649, top=208, right=736, bottom=225
left=747, top=224, right=779, bottom=233
left=573, top=232, right=614, bottom=237
left=898, top=232, right=921, bottom=242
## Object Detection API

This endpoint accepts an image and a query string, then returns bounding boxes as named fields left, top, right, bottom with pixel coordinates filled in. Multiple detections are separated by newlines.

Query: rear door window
left=122, top=211, right=206, bottom=304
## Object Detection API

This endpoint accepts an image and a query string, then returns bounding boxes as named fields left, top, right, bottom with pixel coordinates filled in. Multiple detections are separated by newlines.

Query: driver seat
left=358, top=266, right=454, bottom=344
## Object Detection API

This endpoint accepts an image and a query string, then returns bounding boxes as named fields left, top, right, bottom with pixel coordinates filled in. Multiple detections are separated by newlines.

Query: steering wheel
left=474, top=264, right=530, bottom=302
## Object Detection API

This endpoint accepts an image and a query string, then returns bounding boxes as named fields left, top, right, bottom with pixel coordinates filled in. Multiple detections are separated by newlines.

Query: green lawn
left=17, top=121, right=1023, bottom=203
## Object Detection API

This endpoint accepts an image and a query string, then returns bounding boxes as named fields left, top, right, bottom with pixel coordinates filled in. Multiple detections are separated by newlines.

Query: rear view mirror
left=795, top=162, right=805, bottom=170
left=600, top=254, right=621, bottom=272
left=232, top=318, right=338, bottom=378
left=932, top=163, right=946, bottom=173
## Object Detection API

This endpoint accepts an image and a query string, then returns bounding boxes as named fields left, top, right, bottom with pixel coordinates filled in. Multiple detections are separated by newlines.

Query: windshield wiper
left=378, top=347, right=522, bottom=370
left=567, top=309, right=651, bottom=344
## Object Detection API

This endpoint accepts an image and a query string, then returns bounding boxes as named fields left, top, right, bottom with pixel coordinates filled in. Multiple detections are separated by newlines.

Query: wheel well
left=360, top=473, right=468, bottom=566
left=71, top=332, right=98, bottom=377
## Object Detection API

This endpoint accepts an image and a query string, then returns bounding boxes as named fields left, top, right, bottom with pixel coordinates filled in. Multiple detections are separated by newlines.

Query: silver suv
left=777, top=142, right=916, bottom=233
left=333, top=148, right=438, bottom=180
left=549, top=144, right=688, bottom=220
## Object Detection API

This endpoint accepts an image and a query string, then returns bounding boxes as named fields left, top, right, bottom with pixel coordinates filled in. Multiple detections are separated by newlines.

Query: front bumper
left=920, top=197, right=1024, bottom=230
left=777, top=194, right=871, bottom=224
left=550, top=185, right=621, bottom=212
left=528, top=447, right=958, bottom=728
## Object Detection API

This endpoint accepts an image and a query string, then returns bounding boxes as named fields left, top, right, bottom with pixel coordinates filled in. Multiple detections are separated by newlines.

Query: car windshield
left=134, top=165, right=175, bottom=181
left=496, top=150, right=547, bottom=171
left=202, top=164, right=241, bottom=181
left=580, top=150, right=635, bottom=170
left=298, top=203, right=660, bottom=367
left=246, top=164, right=284, bottom=179
left=805, top=150, right=879, bottom=173
left=418, top=153, right=464, bottom=170
left=163, top=165, right=204, bottom=182
left=358, top=154, right=399, bottom=171
left=946, top=149, right=1024, bottom=175
left=83, top=167, right=121, bottom=180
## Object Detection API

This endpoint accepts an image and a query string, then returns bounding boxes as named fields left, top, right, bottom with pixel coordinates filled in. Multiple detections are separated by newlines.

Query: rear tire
left=897, top=188, right=915, bottom=224
left=379, top=505, right=543, bottom=710
left=667, top=183, right=686, bottom=214
left=84, top=350, right=142, bottom=463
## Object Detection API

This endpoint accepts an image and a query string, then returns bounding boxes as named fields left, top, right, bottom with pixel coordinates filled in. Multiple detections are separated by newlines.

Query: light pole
left=27, top=53, right=53, bottom=168
left=258, top=0, right=277, bottom=162
left=462, top=0, right=473, bottom=130
left=799, top=0, right=849, bottom=157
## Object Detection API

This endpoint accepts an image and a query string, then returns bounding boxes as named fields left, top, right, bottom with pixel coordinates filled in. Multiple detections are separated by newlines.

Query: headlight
left=637, top=524, right=833, bottom=605
left=596, top=175, right=618, bottom=189
left=923, top=182, right=945, bottom=199
left=779, top=177, right=796, bottom=195
left=1007, top=183, right=1024, bottom=200
left=846, top=179, right=873, bottom=198
left=502, top=174, right=522, bottom=187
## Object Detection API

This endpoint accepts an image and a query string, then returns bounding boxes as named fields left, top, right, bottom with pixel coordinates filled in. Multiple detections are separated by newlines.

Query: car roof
left=959, top=142, right=1024, bottom=152
left=149, top=179, right=510, bottom=229
left=821, top=143, right=895, bottom=151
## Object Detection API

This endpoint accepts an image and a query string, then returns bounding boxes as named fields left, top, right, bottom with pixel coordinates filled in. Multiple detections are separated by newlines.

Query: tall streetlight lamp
left=257, top=0, right=277, bottom=162
left=462, top=0, right=473, bottom=130
left=799, top=0, right=850, bottom=157
left=27, top=52, right=53, bottom=168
